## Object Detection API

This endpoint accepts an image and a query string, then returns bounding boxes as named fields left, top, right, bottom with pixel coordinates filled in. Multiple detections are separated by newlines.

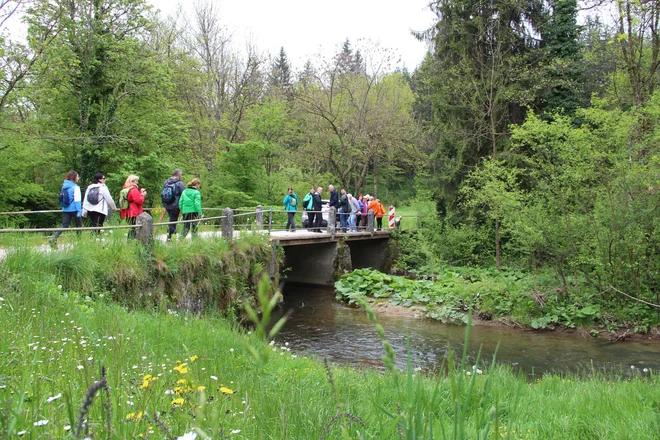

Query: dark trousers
left=181, top=213, right=199, bottom=238
left=307, top=212, right=316, bottom=230
left=376, top=217, right=383, bottom=230
left=126, top=216, right=137, bottom=240
left=286, top=212, right=296, bottom=230
left=166, top=208, right=180, bottom=238
left=87, top=211, right=106, bottom=234
left=53, top=212, right=82, bottom=239
left=314, top=211, right=323, bottom=231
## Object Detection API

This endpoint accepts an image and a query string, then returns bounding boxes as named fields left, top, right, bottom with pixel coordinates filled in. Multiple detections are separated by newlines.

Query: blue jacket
left=283, top=193, right=299, bottom=211
left=60, top=179, right=82, bottom=216
left=329, top=190, right=339, bottom=208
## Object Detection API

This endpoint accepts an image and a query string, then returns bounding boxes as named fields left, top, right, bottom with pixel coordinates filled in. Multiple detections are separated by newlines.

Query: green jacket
left=179, top=187, right=202, bottom=214
left=283, top=193, right=299, bottom=211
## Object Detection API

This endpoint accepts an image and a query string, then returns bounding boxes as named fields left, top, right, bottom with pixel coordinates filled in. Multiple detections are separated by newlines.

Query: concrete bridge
left=271, top=229, right=392, bottom=285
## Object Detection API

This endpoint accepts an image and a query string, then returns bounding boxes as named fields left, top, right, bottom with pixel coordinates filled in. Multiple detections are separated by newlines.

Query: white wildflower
left=210, top=376, right=218, bottom=381
left=231, top=429, right=242, bottom=434
left=17, top=430, right=27, bottom=436
left=177, top=431, right=197, bottom=440
left=76, top=365, right=84, bottom=370
left=46, top=393, right=62, bottom=403
left=33, top=419, right=49, bottom=426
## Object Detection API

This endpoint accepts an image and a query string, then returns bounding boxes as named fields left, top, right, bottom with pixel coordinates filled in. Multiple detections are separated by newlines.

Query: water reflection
left=275, top=283, right=660, bottom=376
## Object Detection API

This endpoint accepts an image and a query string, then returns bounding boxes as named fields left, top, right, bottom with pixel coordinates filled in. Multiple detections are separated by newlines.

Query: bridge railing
left=0, top=205, right=428, bottom=247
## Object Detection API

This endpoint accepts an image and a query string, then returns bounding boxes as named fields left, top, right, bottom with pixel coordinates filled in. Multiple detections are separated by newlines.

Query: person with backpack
left=119, top=174, right=146, bottom=239
left=50, top=170, right=83, bottom=244
left=302, top=187, right=315, bottom=231
left=179, top=178, right=202, bottom=238
left=161, top=168, right=186, bottom=241
left=282, top=187, right=299, bottom=232
left=82, top=173, right=117, bottom=231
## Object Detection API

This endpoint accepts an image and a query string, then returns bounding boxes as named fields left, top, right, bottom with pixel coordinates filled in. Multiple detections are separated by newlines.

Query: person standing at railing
left=348, top=194, right=359, bottom=232
left=49, top=170, right=83, bottom=245
left=82, top=173, right=117, bottom=231
left=179, top=178, right=202, bottom=238
left=328, top=184, right=339, bottom=227
left=372, top=198, right=386, bottom=231
left=282, top=187, right=299, bottom=232
left=312, top=186, right=323, bottom=232
left=303, top=187, right=315, bottom=231
left=338, top=188, right=349, bottom=232
left=161, top=168, right=186, bottom=241
left=119, top=175, right=146, bottom=239
left=359, top=194, right=368, bottom=228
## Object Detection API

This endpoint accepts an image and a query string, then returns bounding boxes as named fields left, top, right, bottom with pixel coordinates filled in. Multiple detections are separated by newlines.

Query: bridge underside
left=281, top=237, right=391, bottom=286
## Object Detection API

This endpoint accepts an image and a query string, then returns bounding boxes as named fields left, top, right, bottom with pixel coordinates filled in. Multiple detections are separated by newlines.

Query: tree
left=180, top=0, right=266, bottom=173
left=296, top=45, right=420, bottom=195
left=268, top=46, right=292, bottom=96
left=616, top=0, right=660, bottom=106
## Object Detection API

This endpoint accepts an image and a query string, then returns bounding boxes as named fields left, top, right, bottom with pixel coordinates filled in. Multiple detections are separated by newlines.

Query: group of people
left=51, top=169, right=204, bottom=243
left=282, top=184, right=387, bottom=233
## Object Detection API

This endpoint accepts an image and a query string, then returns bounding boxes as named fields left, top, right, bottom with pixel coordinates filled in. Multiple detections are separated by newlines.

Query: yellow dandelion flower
left=126, top=411, right=144, bottom=421
left=173, top=363, right=188, bottom=374
left=172, top=398, right=185, bottom=405
left=190, top=355, right=198, bottom=362
left=141, top=380, right=150, bottom=389
left=174, top=386, right=184, bottom=394
left=219, top=387, right=234, bottom=395
left=197, top=385, right=206, bottom=391
left=177, top=379, right=188, bottom=385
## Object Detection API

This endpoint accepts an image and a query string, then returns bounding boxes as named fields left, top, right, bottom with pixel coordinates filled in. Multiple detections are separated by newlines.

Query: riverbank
left=336, top=268, right=660, bottom=339
left=1, top=276, right=659, bottom=439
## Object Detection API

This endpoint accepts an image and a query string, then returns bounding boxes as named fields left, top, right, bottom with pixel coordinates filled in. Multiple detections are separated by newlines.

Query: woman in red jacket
left=120, top=174, right=146, bottom=238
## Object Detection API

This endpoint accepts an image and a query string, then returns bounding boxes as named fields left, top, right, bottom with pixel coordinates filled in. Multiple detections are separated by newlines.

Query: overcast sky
left=150, top=0, right=435, bottom=70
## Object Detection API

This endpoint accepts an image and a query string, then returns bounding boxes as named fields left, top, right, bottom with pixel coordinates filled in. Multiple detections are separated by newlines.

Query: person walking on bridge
left=283, top=187, right=299, bottom=232
left=82, top=172, right=117, bottom=231
left=162, top=168, right=186, bottom=241
left=50, top=170, right=83, bottom=245
left=119, top=175, right=146, bottom=240
left=179, top=178, right=203, bottom=238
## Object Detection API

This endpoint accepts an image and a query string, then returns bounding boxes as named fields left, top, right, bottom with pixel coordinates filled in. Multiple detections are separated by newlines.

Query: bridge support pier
left=281, top=237, right=392, bottom=285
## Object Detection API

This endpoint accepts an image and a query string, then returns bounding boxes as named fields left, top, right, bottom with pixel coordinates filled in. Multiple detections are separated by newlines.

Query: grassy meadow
left=0, top=235, right=658, bottom=438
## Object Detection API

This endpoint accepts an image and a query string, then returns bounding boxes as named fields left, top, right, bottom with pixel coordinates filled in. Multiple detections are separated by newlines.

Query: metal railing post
left=222, top=208, right=234, bottom=241
left=256, top=205, right=263, bottom=228
left=268, top=206, right=273, bottom=233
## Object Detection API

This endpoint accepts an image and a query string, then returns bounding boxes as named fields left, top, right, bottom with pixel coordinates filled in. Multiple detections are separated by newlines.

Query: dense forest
left=2, top=0, right=660, bottom=322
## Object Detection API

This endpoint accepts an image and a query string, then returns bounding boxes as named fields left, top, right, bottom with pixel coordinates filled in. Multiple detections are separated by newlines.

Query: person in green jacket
left=179, top=178, right=202, bottom=238
left=283, top=187, right=299, bottom=232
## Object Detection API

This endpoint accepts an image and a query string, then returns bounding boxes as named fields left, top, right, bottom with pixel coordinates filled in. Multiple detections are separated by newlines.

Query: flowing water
left=275, top=283, right=660, bottom=376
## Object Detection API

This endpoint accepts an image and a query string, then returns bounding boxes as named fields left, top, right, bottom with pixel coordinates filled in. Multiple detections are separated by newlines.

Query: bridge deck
left=269, top=229, right=391, bottom=246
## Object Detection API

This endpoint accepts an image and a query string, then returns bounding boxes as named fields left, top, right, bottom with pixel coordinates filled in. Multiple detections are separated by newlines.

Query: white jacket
left=82, top=183, right=117, bottom=216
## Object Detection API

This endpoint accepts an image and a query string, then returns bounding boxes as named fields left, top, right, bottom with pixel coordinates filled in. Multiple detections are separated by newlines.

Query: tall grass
left=1, top=275, right=658, bottom=439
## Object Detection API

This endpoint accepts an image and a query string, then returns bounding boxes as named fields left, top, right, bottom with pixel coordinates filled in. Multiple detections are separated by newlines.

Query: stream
left=275, top=283, right=660, bottom=376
